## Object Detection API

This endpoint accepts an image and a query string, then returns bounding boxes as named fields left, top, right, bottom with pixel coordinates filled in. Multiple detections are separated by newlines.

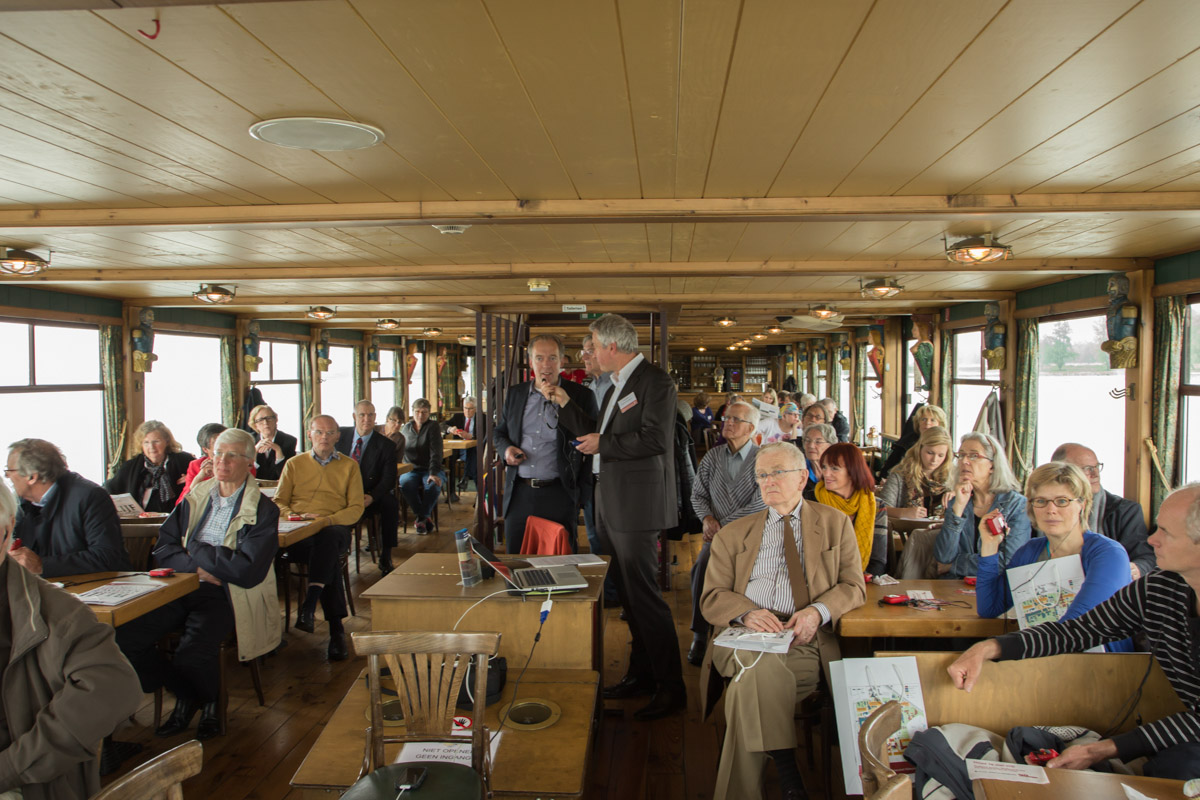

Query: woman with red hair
left=815, top=443, right=884, bottom=573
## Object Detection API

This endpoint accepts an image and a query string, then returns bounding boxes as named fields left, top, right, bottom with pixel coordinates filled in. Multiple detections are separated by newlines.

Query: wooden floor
left=103, top=492, right=848, bottom=800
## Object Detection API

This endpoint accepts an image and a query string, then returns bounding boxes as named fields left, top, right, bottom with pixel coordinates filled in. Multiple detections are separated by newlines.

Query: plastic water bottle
left=454, top=528, right=482, bottom=587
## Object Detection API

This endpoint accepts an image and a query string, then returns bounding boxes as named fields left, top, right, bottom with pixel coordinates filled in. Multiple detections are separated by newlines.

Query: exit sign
left=562, top=304, right=587, bottom=313
left=579, top=312, right=603, bottom=320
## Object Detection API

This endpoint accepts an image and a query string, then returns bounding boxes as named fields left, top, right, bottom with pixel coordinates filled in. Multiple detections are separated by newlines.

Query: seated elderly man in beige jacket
left=700, top=441, right=866, bottom=800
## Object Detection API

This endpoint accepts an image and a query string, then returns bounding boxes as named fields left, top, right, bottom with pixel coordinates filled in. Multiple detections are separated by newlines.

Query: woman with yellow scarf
left=813, top=443, right=884, bottom=573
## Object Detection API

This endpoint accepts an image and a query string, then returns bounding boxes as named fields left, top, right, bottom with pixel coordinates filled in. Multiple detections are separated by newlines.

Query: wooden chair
left=120, top=523, right=158, bottom=572
left=859, top=700, right=911, bottom=800
left=152, top=630, right=266, bottom=736
left=89, top=739, right=202, bottom=800
left=349, top=631, right=501, bottom=798
left=276, top=546, right=356, bottom=630
left=353, top=514, right=380, bottom=573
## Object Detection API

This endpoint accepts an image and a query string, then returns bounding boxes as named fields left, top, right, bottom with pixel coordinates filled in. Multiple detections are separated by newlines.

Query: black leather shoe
left=196, top=701, right=221, bottom=740
left=618, top=608, right=628, bottom=621
left=378, top=557, right=395, bottom=576
left=295, top=606, right=316, bottom=633
left=155, top=697, right=200, bottom=737
left=602, top=674, right=656, bottom=700
left=328, top=631, right=349, bottom=661
left=687, top=637, right=707, bottom=667
left=633, top=688, right=686, bottom=721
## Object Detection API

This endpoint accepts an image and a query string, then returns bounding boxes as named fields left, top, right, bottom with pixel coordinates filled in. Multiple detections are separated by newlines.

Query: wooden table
left=974, top=769, right=1186, bottom=800
left=277, top=520, right=322, bottom=548
left=61, top=571, right=199, bottom=627
left=445, top=438, right=476, bottom=451
left=363, top=553, right=607, bottom=671
left=291, top=668, right=598, bottom=799
left=396, top=462, right=413, bottom=476
left=838, top=579, right=1013, bottom=639
left=118, top=512, right=169, bottom=525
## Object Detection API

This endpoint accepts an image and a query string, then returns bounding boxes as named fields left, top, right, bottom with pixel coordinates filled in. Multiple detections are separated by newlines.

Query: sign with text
left=562, top=304, right=587, bottom=313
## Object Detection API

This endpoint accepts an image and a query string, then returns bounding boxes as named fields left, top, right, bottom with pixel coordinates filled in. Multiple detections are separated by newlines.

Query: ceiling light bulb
left=0, top=248, right=49, bottom=276
left=376, top=319, right=400, bottom=330
left=752, top=332, right=768, bottom=341
left=946, top=235, right=1012, bottom=264
left=306, top=306, right=336, bottom=320
left=696, top=345, right=707, bottom=352
left=527, top=278, right=551, bottom=292
left=423, top=327, right=443, bottom=338
left=192, top=284, right=235, bottom=304
left=726, top=344, right=739, bottom=351
left=713, top=316, right=737, bottom=328
left=811, top=304, right=838, bottom=320
left=861, top=278, right=903, bottom=299
left=766, top=323, right=784, bottom=335
left=741, top=346, right=751, bottom=351
left=457, top=335, right=475, bottom=345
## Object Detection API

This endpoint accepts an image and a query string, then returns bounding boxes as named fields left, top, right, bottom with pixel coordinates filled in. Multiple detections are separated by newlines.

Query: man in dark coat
left=7, top=438, right=132, bottom=578
left=444, top=395, right=481, bottom=491
left=337, top=400, right=400, bottom=574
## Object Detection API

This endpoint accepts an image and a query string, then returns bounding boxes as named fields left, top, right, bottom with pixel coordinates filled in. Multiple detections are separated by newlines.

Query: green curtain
left=393, top=348, right=406, bottom=417
left=352, top=345, right=365, bottom=404
left=99, top=325, right=126, bottom=479
left=300, top=342, right=314, bottom=451
left=853, top=342, right=867, bottom=441
left=938, top=328, right=955, bottom=427
left=1152, top=295, right=1187, bottom=514
left=1011, top=318, right=1039, bottom=484
left=829, top=353, right=842, bottom=406
left=219, top=334, right=239, bottom=428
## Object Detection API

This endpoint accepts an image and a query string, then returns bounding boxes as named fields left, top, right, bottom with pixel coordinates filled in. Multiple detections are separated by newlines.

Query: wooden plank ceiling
left=0, top=0, right=1198, bottom=344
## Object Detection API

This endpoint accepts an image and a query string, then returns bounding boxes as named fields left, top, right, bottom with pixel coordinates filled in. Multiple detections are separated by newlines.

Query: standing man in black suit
left=494, top=334, right=597, bottom=555
left=552, top=313, right=685, bottom=721
left=249, top=404, right=297, bottom=481
left=445, top=396, right=480, bottom=494
left=337, top=400, right=400, bottom=574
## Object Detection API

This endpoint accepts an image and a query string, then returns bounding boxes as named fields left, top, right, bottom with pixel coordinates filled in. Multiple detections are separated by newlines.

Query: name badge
left=617, top=393, right=638, bottom=413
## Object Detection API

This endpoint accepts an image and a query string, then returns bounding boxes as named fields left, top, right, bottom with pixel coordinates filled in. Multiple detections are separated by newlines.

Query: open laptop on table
left=467, top=535, right=588, bottom=593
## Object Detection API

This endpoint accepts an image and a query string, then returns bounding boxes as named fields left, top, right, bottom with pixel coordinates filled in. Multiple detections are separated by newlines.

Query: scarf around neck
left=814, top=481, right=876, bottom=571
left=142, top=458, right=173, bottom=506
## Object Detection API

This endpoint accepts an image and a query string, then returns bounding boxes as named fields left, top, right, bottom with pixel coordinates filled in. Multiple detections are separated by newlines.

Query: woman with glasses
left=878, top=426, right=952, bottom=521
left=975, top=462, right=1133, bottom=651
left=800, top=423, right=835, bottom=486
left=932, top=431, right=1031, bottom=578
left=105, top=420, right=194, bottom=512
left=248, top=404, right=297, bottom=481
left=814, top=443, right=885, bottom=573
left=762, top=402, right=802, bottom=444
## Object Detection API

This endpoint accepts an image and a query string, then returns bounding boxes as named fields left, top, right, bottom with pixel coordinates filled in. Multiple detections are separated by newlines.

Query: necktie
left=781, top=515, right=810, bottom=612
left=351, top=437, right=363, bottom=462
left=467, top=415, right=473, bottom=436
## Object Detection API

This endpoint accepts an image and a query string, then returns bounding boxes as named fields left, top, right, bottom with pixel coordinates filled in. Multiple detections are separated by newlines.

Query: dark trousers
left=690, top=540, right=712, bottom=637
left=460, top=448, right=477, bottom=483
left=1144, top=742, right=1200, bottom=779
left=582, top=481, right=618, bottom=603
left=504, top=480, right=578, bottom=555
left=115, top=583, right=234, bottom=703
left=286, top=525, right=349, bottom=622
left=595, top=482, right=683, bottom=690
left=362, top=492, right=400, bottom=550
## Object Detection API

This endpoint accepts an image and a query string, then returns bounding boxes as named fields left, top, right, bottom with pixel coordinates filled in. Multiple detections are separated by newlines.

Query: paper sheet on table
left=278, top=520, right=309, bottom=533
left=1122, top=784, right=1162, bottom=800
left=77, top=581, right=164, bottom=606
left=259, top=486, right=277, bottom=498
left=523, top=554, right=605, bottom=567
left=966, top=759, right=1049, bottom=783
left=393, top=714, right=502, bottom=766
left=831, top=656, right=927, bottom=795
left=906, top=589, right=934, bottom=600
left=1007, top=554, right=1104, bottom=653
left=110, top=493, right=143, bottom=517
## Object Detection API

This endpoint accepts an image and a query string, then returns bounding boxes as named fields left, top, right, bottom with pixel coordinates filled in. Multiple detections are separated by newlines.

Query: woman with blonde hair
left=880, top=403, right=949, bottom=473
left=975, top=462, right=1132, bottom=651
left=878, top=426, right=952, bottom=521
left=105, top=420, right=194, bottom=512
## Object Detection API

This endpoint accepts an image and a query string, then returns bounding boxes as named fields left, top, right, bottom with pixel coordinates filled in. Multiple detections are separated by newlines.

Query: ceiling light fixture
left=945, top=233, right=1012, bottom=264
left=860, top=278, right=903, bottom=299
left=457, top=335, right=475, bottom=345
left=433, top=225, right=471, bottom=235
left=766, top=322, right=784, bottom=335
left=423, top=327, right=443, bottom=338
left=741, top=345, right=751, bottom=351
left=751, top=332, right=768, bottom=341
left=0, top=248, right=49, bottom=275
left=527, top=278, right=551, bottom=292
left=696, top=345, right=707, bottom=352
left=306, top=306, right=336, bottom=320
left=713, top=316, right=737, bottom=328
left=192, top=284, right=235, bottom=304
left=726, top=344, right=739, bottom=351
left=811, top=304, right=839, bottom=321
left=248, top=117, right=385, bottom=151
left=376, top=319, right=400, bottom=330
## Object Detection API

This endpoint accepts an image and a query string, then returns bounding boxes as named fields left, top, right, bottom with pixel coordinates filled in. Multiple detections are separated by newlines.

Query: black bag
left=456, top=656, right=507, bottom=709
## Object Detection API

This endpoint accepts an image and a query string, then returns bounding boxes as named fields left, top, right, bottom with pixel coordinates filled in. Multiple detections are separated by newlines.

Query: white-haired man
left=116, top=428, right=281, bottom=740
left=949, top=483, right=1200, bottom=779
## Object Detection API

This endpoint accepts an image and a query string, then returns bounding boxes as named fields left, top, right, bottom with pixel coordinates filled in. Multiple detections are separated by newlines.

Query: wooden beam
left=3, top=194, right=1200, bottom=232
left=0, top=258, right=1141, bottom=283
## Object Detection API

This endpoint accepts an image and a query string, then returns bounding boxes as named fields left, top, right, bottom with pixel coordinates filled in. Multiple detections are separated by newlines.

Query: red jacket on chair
left=519, top=516, right=572, bottom=555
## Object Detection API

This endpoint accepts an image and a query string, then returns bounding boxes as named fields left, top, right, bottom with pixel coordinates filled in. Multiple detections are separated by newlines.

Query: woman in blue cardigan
left=933, top=431, right=1031, bottom=578
left=976, top=461, right=1133, bottom=651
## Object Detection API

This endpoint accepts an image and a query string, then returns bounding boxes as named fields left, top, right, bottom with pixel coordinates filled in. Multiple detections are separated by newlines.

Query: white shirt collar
left=611, top=352, right=644, bottom=387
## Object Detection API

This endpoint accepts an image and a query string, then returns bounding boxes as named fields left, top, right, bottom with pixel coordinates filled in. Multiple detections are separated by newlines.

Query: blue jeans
left=399, top=469, right=446, bottom=520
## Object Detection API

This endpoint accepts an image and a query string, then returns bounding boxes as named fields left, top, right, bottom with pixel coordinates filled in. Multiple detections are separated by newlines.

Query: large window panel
left=409, top=351, right=426, bottom=408
left=950, top=328, right=999, bottom=443
left=143, top=333, right=222, bottom=455
left=320, top=345, right=355, bottom=422
left=1179, top=302, right=1200, bottom=484
left=371, top=348, right=398, bottom=412
left=1035, top=315, right=1124, bottom=487
left=254, top=340, right=303, bottom=438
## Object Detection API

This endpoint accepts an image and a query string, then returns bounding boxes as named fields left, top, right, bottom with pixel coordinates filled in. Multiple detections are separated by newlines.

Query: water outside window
left=143, top=333, right=222, bottom=458
left=320, top=345, right=355, bottom=422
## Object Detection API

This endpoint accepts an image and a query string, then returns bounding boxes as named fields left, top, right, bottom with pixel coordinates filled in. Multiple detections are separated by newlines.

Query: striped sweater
left=995, top=569, right=1200, bottom=760
left=690, top=441, right=765, bottom=525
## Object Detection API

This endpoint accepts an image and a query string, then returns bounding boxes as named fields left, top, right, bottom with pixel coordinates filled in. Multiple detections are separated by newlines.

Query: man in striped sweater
left=687, top=400, right=766, bottom=665
left=949, top=483, right=1200, bottom=778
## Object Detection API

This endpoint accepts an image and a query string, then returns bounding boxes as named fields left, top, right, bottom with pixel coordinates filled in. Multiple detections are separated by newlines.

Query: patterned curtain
left=219, top=334, right=239, bottom=428
left=1011, top=318, right=1039, bottom=484
left=829, top=354, right=842, bottom=406
left=938, top=328, right=955, bottom=427
left=352, top=345, right=365, bottom=404
left=393, top=348, right=406, bottom=417
left=853, top=341, right=867, bottom=440
left=300, top=342, right=314, bottom=451
left=1151, top=295, right=1187, bottom=514
left=99, top=325, right=126, bottom=479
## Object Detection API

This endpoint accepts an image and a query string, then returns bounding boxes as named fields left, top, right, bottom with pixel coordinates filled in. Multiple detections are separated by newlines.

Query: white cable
left=452, top=589, right=512, bottom=631
left=732, top=648, right=765, bottom=682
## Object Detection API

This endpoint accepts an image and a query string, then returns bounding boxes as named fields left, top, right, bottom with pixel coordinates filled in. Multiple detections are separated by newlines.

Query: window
left=371, top=349, right=398, bottom=414
left=839, top=364, right=851, bottom=422
left=1179, top=301, right=1200, bottom=483
left=143, top=332, right=223, bottom=456
left=1035, top=314, right=1125, bottom=485
left=815, top=353, right=827, bottom=400
left=320, top=345, right=356, bottom=422
left=904, top=337, right=930, bottom=420
left=859, top=346, right=883, bottom=439
left=951, top=329, right=1000, bottom=443
left=409, top=350, right=426, bottom=409
left=253, top=340, right=302, bottom=440
left=0, top=320, right=105, bottom=483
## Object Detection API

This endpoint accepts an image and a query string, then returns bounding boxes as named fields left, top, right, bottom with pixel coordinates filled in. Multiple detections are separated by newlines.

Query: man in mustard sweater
left=275, top=415, right=364, bottom=660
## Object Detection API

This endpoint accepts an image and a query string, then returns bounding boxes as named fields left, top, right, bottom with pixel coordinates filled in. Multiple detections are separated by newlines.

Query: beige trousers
left=897, top=527, right=941, bottom=579
left=712, top=641, right=821, bottom=800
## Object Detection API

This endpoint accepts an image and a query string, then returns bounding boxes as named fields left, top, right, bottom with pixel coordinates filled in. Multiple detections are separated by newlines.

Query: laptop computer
left=467, top=536, right=588, bottom=593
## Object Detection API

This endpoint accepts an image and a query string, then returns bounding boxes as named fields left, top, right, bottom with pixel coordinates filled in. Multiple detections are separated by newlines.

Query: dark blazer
left=558, top=357, right=678, bottom=531
left=105, top=451, right=194, bottom=512
left=16, top=471, right=133, bottom=578
left=336, top=428, right=398, bottom=506
left=494, top=379, right=597, bottom=517
left=831, top=411, right=851, bottom=443
left=252, top=430, right=297, bottom=481
left=1103, top=490, right=1155, bottom=578
left=445, top=412, right=481, bottom=438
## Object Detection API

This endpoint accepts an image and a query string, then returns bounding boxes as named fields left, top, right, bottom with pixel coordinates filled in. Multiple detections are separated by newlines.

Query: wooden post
left=1000, top=299, right=1018, bottom=435
left=361, top=332, right=374, bottom=405
left=308, top=328, right=322, bottom=422
left=235, top=318, right=251, bottom=424
left=882, top=318, right=903, bottom=437
left=123, top=304, right=144, bottom=457
left=1126, top=270, right=1155, bottom=521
